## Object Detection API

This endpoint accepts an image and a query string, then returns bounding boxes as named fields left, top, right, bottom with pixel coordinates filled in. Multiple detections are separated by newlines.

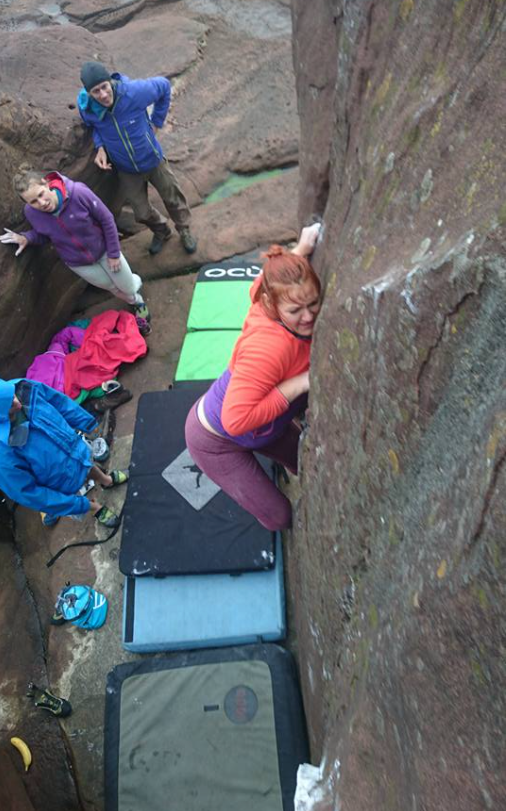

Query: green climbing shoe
left=94, top=505, right=121, bottom=529
left=102, top=469, right=129, bottom=489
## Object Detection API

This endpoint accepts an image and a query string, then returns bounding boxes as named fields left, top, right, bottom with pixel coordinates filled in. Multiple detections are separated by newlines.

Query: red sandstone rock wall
left=0, top=22, right=115, bottom=377
left=291, top=1, right=506, bottom=809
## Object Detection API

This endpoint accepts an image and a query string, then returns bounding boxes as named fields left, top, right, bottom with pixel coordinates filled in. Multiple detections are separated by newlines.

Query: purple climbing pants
left=184, top=403, right=300, bottom=531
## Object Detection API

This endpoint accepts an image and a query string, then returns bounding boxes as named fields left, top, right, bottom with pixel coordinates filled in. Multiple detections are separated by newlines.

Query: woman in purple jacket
left=0, top=167, right=150, bottom=323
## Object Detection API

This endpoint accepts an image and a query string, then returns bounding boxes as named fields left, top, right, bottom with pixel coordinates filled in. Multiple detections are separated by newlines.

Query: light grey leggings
left=68, top=252, right=143, bottom=305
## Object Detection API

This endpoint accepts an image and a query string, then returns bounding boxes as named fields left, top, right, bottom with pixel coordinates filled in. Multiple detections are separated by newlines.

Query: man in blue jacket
left=0, top=378, right=128, bottom=528
left=77, top=61, right=197, bottom=257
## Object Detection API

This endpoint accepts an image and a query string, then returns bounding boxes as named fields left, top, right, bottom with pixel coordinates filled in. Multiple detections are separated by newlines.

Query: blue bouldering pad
left=122, top=535, right=285, bottom=652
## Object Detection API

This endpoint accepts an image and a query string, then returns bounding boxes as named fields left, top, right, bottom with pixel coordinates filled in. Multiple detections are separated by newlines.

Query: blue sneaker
left=41, top=513, right=59, bottom=527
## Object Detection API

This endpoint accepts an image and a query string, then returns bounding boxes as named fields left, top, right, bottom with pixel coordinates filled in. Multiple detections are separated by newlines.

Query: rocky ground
left=0, top=2, right=301, bottom=809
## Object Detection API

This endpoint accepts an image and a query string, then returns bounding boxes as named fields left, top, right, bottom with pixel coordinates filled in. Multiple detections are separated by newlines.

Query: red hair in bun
left=253, top=244, right=321, bottom=319
left=262, top=244, right=285, bottom=259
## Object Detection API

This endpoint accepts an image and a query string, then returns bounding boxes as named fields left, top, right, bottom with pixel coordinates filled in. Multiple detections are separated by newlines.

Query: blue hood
left=78, top=88, right=108, bottom=120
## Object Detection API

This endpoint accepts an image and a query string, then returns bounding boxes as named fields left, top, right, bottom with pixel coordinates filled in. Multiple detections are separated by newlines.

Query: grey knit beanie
left=80, top=61, right=112, bottom=92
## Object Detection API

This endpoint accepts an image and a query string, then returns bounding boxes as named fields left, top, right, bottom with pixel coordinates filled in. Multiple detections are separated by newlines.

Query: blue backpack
left=55, top=584, right=108, bottom=630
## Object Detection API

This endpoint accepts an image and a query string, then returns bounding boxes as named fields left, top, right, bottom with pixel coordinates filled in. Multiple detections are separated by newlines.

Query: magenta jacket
left=21, top=172, right=120, bottom=266
left=26, top=326, right=85, bottom=393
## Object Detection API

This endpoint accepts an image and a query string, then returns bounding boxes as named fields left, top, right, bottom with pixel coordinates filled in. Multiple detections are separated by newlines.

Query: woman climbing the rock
left=185, top=224, right=322, bottom=531
left=0, top=166, right=150, bottom=329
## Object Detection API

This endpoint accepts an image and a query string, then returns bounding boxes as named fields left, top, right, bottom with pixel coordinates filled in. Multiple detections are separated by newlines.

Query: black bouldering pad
left=119, top=385, right=275, bottom=576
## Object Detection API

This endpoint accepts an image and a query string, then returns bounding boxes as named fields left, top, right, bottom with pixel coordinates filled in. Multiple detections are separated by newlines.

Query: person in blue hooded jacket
left=77, top=61, right=198, bottom=257
left=0, top=378, right=128, bottom=528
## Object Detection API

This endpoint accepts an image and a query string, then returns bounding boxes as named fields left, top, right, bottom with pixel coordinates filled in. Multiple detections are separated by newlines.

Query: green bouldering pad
left=187, top=280, right=251, bottom=330
left=118, top=662, right=282, bottom=811
left=105, top=645, right=309, bottom=811
left=174, top=330, right=240, bottom=382
left=186, top=259, right=261, bottom=331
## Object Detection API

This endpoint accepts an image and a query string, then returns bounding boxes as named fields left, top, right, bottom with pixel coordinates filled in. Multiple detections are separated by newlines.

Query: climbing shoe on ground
left=50, top=610, right=67, bottom=626
left=135, top=316, right=152, bottom=337
left=91, top=436, right=110, bottom=463
left=26, top=682, right=72, bottom=718
left=179, top=227, right=198, bottom=254
left=94, top=505, right=121, bottom=529
left=133, top=301, right=151, bottom=322
left=102, top=469, right=129, bottom=490
left=101, top=379, right=121, bottom=394
left=41, top=512, right=59, bottom=527
left=148, top=228, right=172, bottom=255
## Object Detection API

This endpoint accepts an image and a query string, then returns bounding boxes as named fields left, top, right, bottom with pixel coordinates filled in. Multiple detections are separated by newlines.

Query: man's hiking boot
left=50, top=610, right=67, bottom=626
left=94, top=505, right=121, bottom=529
left=179, top=227, right=198, bottom=254
left=148, top=228, right=172, bottom=255
left=26, top=683, right=72, bottom=718
left=92, top=387, right=133, bottom=413
left=133, top=301, right=151, bottom=322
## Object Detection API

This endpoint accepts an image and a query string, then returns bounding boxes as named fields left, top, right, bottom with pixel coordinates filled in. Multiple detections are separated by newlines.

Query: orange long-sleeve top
left=204, top=276, right=312, bottom=446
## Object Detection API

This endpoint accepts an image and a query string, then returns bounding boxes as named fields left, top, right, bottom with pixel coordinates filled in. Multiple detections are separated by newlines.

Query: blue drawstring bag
left=55, top=583, right=108, bottom=630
